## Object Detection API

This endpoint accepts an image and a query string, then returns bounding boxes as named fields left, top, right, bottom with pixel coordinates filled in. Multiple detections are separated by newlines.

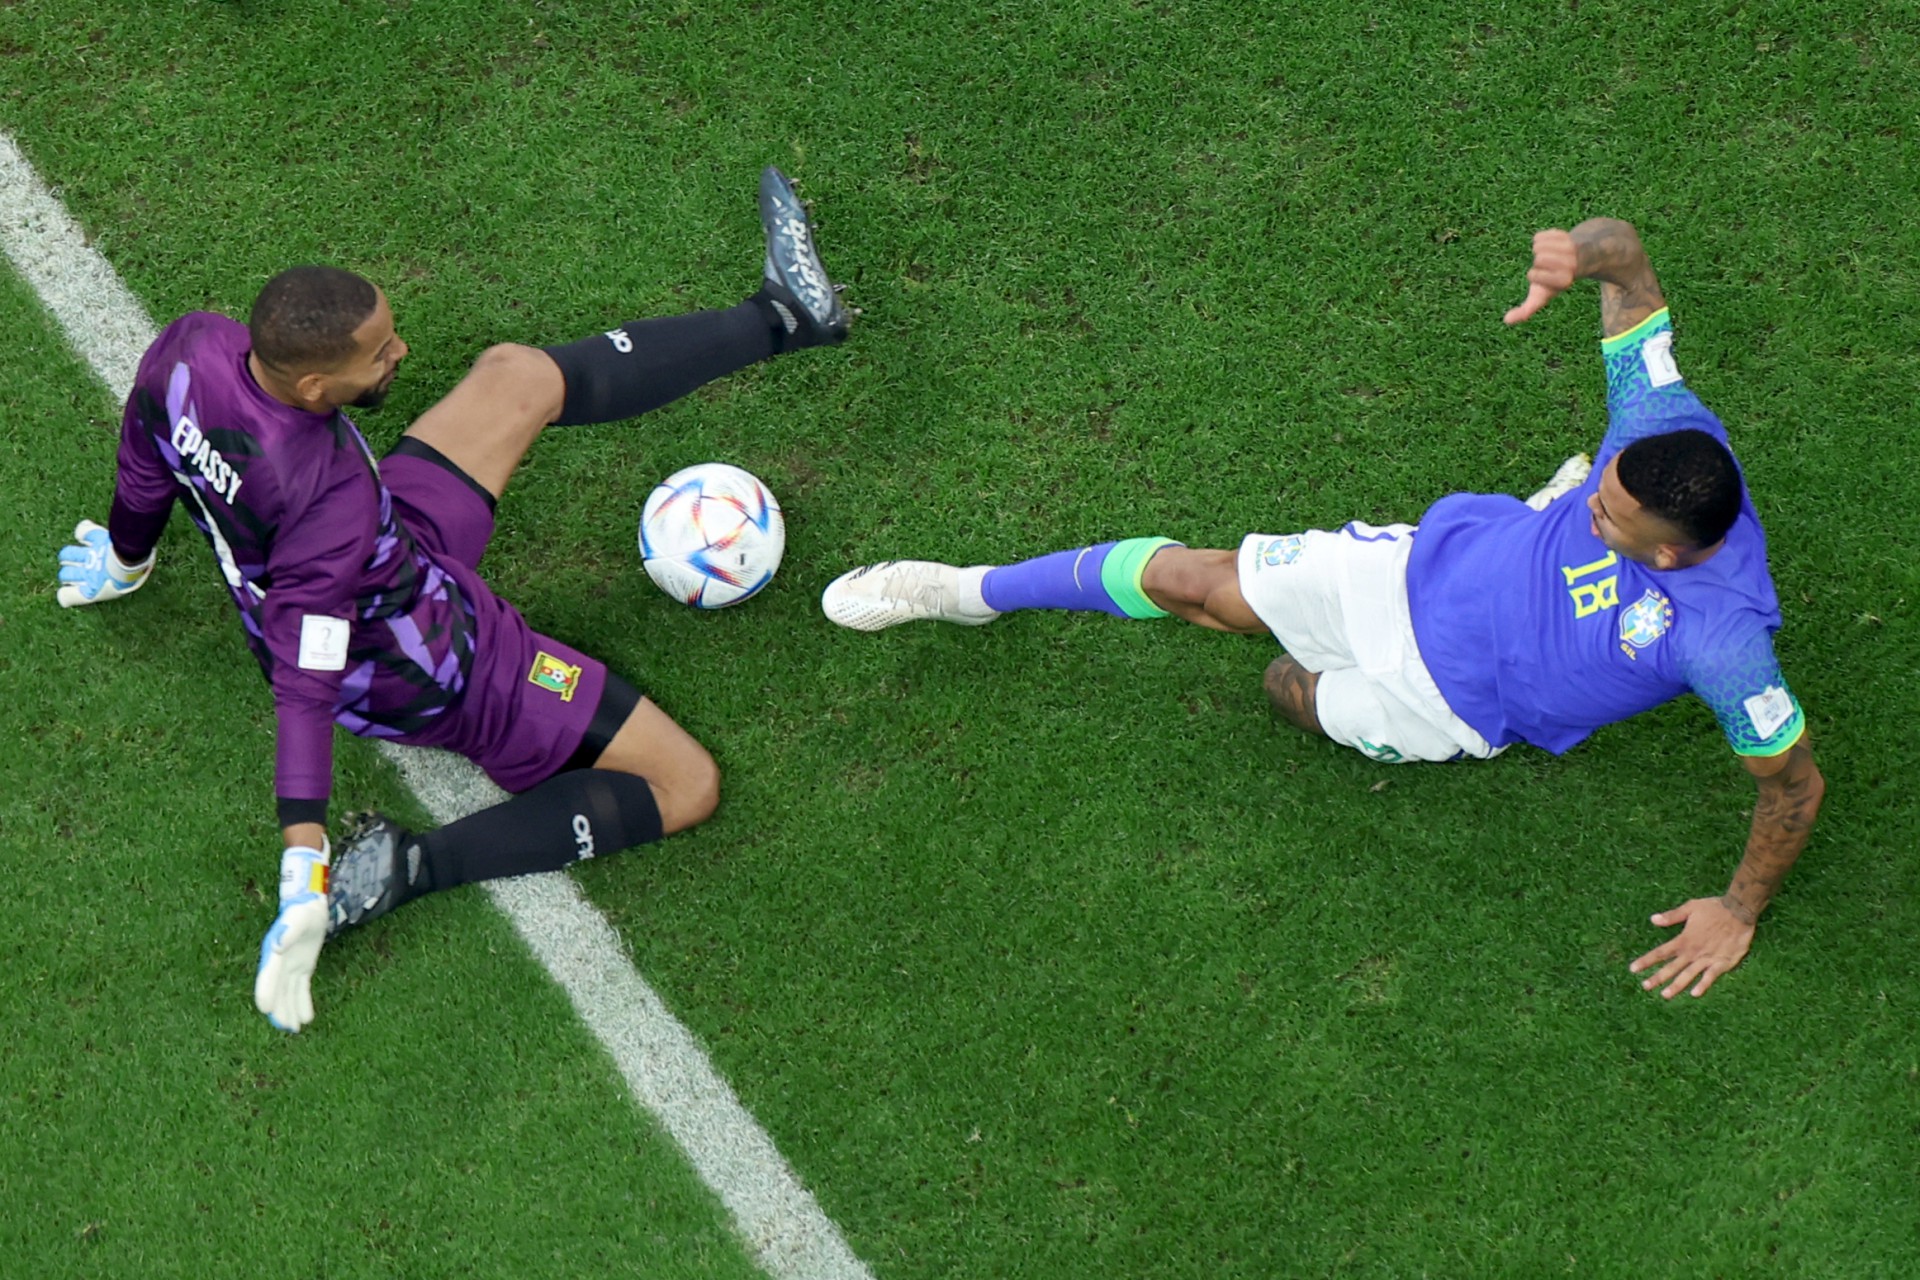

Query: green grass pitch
left=2, top=2, right=1918, bottom=1276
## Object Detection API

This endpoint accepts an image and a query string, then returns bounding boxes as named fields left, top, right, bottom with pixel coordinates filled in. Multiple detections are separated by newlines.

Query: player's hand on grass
left=1628, top=897, right=1755, bottom=999
left=1503, top=228, right=1579, bottom=325
left=255, top=843, right=331, bottom=1032
left=57, top=519, right=153, bottom=607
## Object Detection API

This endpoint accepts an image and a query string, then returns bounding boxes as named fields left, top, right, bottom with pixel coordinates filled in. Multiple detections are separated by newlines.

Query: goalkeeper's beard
left=351, top=370, right=398, bottom=410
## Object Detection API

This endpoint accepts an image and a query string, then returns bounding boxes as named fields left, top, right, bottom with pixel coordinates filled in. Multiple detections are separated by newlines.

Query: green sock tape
left=1101, top=537, right=1179, bottom=619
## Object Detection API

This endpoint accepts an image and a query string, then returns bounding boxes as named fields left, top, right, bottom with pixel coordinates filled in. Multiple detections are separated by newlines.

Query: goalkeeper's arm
left=62, top=388, right=179, bottom=606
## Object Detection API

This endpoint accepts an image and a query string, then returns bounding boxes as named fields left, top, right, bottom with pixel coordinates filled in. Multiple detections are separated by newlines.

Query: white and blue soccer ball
left=639, top=462, right=785, bottom=608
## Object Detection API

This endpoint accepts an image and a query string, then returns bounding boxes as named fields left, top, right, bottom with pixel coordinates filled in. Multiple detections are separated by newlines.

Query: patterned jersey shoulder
left=1663, top=520, right=1802, bottom=757
left=135, top=312, right=333, bottom=514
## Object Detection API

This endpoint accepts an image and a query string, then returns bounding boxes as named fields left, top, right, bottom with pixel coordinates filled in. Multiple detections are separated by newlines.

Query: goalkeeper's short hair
left=249, top=265, right=378, bottom=374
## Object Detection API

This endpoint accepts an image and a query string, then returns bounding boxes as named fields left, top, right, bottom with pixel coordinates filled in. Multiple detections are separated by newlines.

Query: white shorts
left=1236, top=524, right=1501, bottom=764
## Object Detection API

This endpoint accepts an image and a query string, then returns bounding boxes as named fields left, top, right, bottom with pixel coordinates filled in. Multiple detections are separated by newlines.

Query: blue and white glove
left=57, top=519, right=154, bottom=608
left=255, top=842, right=331, bottom=1033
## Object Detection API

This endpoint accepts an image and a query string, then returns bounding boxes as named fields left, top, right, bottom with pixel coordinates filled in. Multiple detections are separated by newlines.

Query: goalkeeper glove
left=255, top=842, right=331, bottom=1033
left=57, top=519, right=154, bottom=607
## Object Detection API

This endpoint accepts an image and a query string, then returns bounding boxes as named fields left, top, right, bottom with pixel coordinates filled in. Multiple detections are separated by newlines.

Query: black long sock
left=542, top=300, right=779, bottom=426
left=413, top=769, right=666, bottom=889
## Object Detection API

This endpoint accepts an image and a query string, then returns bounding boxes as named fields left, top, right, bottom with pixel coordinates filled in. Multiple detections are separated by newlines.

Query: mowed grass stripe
left=1, top=127, right=869, bottom=1280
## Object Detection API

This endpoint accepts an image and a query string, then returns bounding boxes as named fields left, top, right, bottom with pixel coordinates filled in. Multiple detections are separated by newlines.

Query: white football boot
left=1524, top=453, right=1592, bottom=510
left=820, top=560, right=1002, bottom=631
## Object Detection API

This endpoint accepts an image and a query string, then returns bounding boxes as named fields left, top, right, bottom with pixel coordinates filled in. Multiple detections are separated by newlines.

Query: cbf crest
left=1618, top=590, right=1674, bottom=659
left=1259, top=535, right=1306, bottom=568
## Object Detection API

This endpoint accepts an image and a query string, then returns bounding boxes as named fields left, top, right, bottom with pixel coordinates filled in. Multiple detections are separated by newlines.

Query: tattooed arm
left=1503, top=217, right=1669, bottom=337
left=1262, top=655, right=1325, bottom=737
left=1628, top=737, right=1826, bottom=998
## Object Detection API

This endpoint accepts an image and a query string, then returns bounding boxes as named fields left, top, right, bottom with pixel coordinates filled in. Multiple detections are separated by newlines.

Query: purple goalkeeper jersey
left=107, top=313, right=476, bottom=812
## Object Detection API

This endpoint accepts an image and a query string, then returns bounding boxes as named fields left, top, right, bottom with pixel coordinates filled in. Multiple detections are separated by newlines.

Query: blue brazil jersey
left=1405, top=310, right=1805, bottom=758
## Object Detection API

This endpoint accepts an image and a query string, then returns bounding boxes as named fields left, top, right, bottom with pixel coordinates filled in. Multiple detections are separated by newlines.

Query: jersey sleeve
left=105, top=380, right=180, bottom=562
left=1679, top=615, right=1806, bottom=758
left=1596, top=308, right=1730, bottom=466
left=257, top=467, right=376, bottom=826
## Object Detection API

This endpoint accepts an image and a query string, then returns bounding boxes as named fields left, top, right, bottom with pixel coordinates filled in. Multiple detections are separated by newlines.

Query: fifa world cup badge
left=528, top=651, right=583, bottom=701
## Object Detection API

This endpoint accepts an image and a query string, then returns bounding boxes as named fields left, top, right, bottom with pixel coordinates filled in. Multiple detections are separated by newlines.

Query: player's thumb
left=56, top=583, right=94, bottom=608
left=1503, top=283, right=1553, bottom=326
left=1650, top=902, right=1690, bottom=927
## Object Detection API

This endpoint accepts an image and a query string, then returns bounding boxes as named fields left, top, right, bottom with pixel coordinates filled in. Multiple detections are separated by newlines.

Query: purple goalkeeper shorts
left=379, top=439, right=618, bottom=793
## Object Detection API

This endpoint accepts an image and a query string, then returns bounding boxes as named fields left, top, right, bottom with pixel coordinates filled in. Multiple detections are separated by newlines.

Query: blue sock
left=979, top=538, right=1178, bottom=618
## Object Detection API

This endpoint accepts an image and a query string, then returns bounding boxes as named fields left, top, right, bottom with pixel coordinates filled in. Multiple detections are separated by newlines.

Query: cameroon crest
left=528, top=651, right=583, bottom=701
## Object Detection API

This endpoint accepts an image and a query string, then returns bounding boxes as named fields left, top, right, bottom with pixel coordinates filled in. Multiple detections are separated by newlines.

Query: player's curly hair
left=1616, top=429, right=1742, bottom=548
left=248, top=266, right=377, bottom=373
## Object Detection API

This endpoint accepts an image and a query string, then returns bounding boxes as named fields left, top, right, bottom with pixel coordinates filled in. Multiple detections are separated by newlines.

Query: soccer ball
left=638, top=463, right=786, bottom=608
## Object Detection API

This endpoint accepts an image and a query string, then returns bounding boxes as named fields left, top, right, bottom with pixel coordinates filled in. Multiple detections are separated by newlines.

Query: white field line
left=0, top=129, right=873, bottom=1280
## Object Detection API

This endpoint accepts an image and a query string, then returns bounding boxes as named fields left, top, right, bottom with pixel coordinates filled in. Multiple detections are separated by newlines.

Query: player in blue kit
left=821, top=218, right=1824, bottom=1000
left=56, top=169, right=849, bottom=1032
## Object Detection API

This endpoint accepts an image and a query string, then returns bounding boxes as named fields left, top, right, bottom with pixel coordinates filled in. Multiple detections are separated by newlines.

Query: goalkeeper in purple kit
left=57, top=169, right=849, bottom=1032
left=823, top=219, right=1824, bottom=1001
